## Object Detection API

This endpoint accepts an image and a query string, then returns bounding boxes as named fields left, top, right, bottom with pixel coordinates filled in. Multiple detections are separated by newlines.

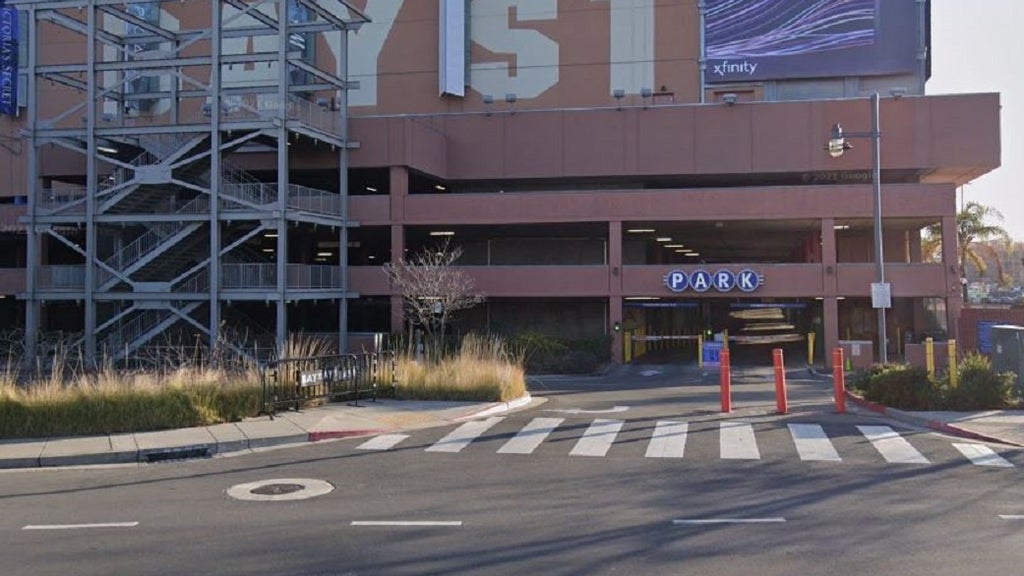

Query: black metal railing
left=260, top=352, right=397, bottom=417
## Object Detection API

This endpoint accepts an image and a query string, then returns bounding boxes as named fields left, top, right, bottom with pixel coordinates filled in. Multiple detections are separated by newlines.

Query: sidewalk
left=0, top=395, right=534, bottom=469
left=846, top=392, right=1024, bottom=448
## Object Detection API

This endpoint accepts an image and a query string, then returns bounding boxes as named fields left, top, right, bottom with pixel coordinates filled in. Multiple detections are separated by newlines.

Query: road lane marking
left=645, top=421, right=688, bottom=459
left=720, top=422, right=760, bottom=460
left=545, top=406, right=629, bottom=415
left=672, top=518, right=786, bottom=525
left=789, top=424, right=842, bottom=462
left=569, top=419, right=624, bottom=457
left=858, top=425, right=930, bottom=464
left=351, top=521, right=462, bottom=527
left=357, top=434, right=409, bottom=451
left=23, top=522, right=139, bottom=531
left=497, top=417, right=564, bottom=454
left=953, top=443, right=1014, bottom=467
left=426, top=417, right=504, bottom=453
left=999, top=515, right=1024, bottom=520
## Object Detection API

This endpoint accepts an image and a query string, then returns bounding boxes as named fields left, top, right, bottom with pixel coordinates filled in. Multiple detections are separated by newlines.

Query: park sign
left=663, top=269, right=762, bottom=294
left=0, top=3, right=17, bottom=116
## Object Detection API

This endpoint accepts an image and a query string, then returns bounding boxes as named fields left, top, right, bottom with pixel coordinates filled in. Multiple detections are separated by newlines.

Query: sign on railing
left=260, top=352, right=397, bottom=416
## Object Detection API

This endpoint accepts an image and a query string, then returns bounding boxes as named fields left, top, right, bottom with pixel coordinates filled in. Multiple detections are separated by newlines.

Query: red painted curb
left=845, top=391, right=1024, bottom=448
left=308, top=429, right=388, bottom=442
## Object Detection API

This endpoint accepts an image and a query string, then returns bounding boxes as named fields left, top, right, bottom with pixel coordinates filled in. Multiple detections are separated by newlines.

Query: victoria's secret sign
left=0, top=5, right=17, bottom=116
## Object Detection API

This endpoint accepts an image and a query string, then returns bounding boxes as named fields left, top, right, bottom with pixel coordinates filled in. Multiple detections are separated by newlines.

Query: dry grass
left=396, top=334, right=527, bottom=402
left=0, top=362, right=262, bottom=439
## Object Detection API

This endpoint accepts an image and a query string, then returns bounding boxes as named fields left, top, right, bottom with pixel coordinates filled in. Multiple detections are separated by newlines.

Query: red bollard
left=833, top=348, right=846, bottom=414
left=720, top=349, right=732, bottom=413
left=773, top=348, right=788, bottom=414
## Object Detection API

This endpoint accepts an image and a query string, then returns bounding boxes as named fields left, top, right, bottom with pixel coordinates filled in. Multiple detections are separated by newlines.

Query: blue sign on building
left=663, top=268, right=762, bottom=294
left=0, top=5, right=18, bottom=117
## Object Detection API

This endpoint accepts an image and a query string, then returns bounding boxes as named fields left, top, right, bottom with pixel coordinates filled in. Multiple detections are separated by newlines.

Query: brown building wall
left=349, top=94, right=1000, bottom=183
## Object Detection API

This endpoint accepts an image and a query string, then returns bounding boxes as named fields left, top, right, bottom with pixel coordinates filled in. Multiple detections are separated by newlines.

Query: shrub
left=856, top=363, right=939, bottom=410
left=944, top=353, right=1017, bottom=410
left=511, top=333, right=611, bottom=374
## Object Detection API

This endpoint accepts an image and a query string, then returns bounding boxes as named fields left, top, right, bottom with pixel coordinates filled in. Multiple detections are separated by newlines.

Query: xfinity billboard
left=704, top=0, right=920, bottom=83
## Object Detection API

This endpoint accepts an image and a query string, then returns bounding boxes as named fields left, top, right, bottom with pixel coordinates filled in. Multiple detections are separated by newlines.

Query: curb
left=454, top=394, right=534, bottom=421
left=845, top=391, right=1024, bottom=448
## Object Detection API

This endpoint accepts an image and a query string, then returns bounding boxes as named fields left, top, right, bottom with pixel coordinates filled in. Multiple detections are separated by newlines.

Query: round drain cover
left=227, top=478, right=334, bottom=502
left=251, top=483, right=305, bottom=496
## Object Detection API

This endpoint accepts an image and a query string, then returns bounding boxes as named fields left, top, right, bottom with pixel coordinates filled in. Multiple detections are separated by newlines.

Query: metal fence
left=259, top=352, right=397, bottom=417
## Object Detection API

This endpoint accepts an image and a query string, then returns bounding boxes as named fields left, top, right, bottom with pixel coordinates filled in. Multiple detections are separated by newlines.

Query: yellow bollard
left=948, top=339, right=958, bottom=388
left=698, top=334, right=704, bottom=368
left=624, top=330, right=632, bottom=364
left=925, top=337, right=935, bottom=378
left=808, top=331, right=816, bottom=365
left=723, top=329, right=729, bottom=350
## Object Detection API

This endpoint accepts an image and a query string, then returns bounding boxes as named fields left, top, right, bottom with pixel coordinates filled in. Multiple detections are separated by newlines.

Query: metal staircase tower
left=16, top=0, right=368, bottom=364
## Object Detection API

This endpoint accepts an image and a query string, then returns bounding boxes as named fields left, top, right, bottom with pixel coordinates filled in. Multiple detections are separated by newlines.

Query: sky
left=927, top=0, right=1024, bottom=240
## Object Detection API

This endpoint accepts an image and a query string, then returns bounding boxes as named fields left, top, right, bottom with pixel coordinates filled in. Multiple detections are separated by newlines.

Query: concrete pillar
left=609, top=220, right=623, bottom=363
left=942, top=215, right=962, bottom=341
left=389, top=166, right=408, bottom=333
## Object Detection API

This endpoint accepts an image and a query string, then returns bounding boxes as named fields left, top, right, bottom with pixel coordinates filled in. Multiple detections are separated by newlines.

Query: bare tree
left=382, top=241, right=485, bottom=360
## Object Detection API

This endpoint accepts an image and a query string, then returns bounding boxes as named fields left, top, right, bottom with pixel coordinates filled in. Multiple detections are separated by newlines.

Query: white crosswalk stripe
left=858, top=425, right=930, bottom=464
left=357, top=434, right=409, bottom=451
left=425, top=416, right=504, bottom=453
left=570, top=419, right=624, bottom=457
left=789, top=424, right=842, bottom=462
left=645, top=420, right=689, bottom=459
left=497, top=417, right=564, bottom=454
left=719, top=422, right=760, bottom=460
left=953, top=443, right=1014, bottom=467
left=353, top=418, right=1016, bottom=468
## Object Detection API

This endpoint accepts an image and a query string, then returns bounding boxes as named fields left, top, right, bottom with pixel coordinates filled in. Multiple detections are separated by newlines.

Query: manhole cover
left=227, top=478, right=335, bottom=502
left=251, top=483, right=305, bottom=496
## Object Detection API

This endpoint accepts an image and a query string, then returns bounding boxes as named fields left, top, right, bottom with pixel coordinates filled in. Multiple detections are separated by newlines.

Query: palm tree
left=924, top=201, right=1012, bottom=300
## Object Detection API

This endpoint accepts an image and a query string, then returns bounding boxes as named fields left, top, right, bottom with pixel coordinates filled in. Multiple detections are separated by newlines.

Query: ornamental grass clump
left=396, top=334, right=527, bottom=402
left=0, top=361, right=262, bottom=439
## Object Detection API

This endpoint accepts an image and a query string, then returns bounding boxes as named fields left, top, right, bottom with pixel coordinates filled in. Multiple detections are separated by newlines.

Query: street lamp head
left=826, top=123, right=853, bottom=158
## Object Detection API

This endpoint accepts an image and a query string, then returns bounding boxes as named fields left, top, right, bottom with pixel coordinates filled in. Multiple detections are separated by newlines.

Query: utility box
left=991, top=325, right=1024, bottom=395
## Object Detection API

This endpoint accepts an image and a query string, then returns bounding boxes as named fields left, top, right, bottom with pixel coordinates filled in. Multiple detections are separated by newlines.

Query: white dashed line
left=23, top=522, right=139, bottom=531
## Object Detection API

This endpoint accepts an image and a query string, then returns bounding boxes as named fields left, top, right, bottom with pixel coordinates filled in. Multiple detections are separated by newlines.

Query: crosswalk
left=354, top=417, right=1017, bottom=469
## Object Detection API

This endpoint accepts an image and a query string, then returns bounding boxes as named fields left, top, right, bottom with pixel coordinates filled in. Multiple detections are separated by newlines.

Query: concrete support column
left=824, top=297, right=840, bottom=369
left=389, top=167, right=408, bottom=333
left=609, top=220, right=623, bottom=364
left=821, top=218, right=839, bottom=367
left=942, top=215, right=962, bottom=341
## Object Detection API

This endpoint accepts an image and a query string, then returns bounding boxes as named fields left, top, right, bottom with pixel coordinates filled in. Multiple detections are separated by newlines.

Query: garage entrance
left=623, top=299, right=821, bottom=365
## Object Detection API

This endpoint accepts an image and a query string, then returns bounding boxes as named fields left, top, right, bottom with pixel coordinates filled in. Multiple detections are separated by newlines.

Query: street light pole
left=828, top=92, right=888, bottom=364
left=869, top=92, right=888, bottom=365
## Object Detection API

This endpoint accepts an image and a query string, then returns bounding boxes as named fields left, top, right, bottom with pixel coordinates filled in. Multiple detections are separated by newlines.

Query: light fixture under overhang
left=627, top=228, right=655, bottom=234
left=665, top=244, right=684, bottom=248
left=656, top=237, right=672, bottom=242
left=316, top=251, right=333, bottom=257
left=365, top=186, right=377, bottom=192
left=625, top=296, right=660, bottom=301
left=429, top=231, right=455, bottom=236
left=834, top=224, right=850, bottom=230
left=685, top=252, right=700, bottom=257
left=262, top=248, right=274, bottom=253
left=434, top=184, right=447, bottom=191
left=97, top=145, right=118, bottom=154
left=264, top=232, right=278, bottom=238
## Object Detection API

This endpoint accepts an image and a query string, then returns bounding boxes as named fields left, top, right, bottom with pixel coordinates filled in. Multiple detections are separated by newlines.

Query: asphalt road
left=2, top=364, right=1022, bottom=575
